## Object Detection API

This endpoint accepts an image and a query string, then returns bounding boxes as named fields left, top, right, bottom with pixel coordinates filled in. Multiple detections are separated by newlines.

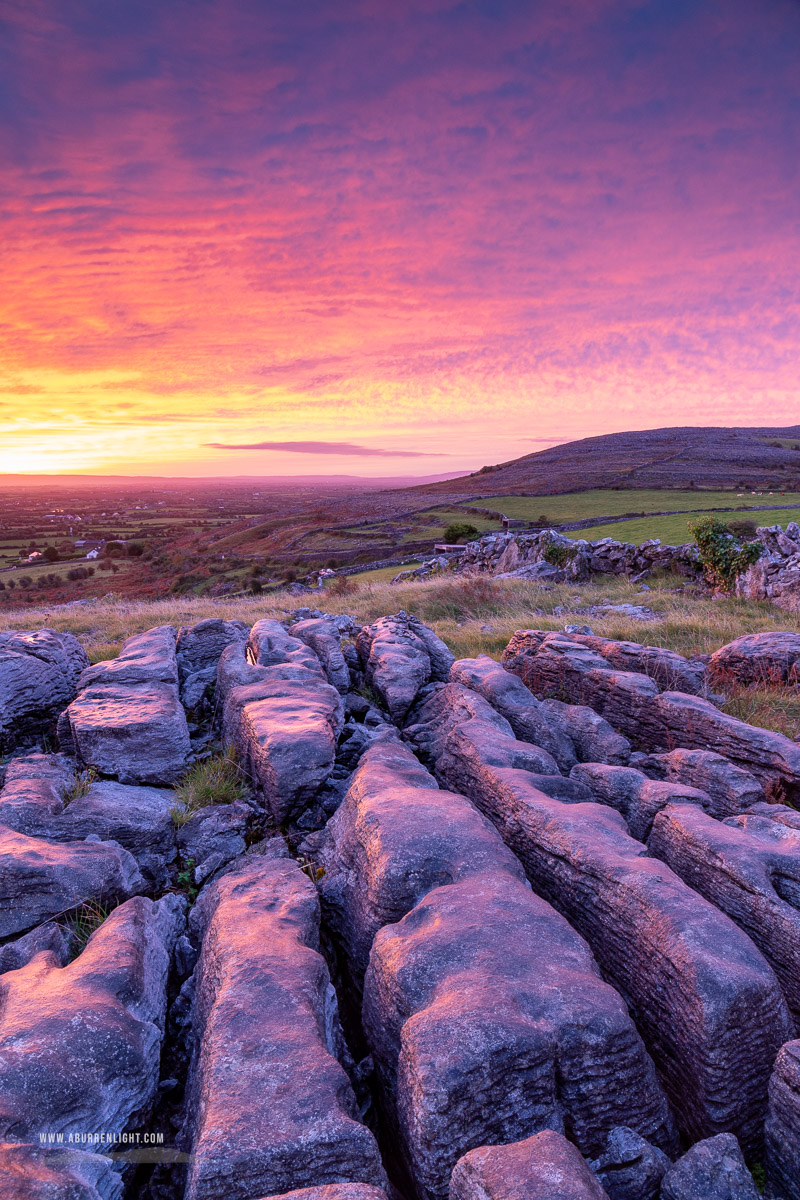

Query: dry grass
left=67, top=898, right=111, bottom=958
left=64, top=766, right=97, bottom=805
left=3, top=570, right=800, bottom=736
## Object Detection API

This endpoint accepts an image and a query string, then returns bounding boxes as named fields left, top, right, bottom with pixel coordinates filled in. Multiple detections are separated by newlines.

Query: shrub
left=251, top=580, right=263, bottom=594
left=542, top=540, right=576, bottom=568
left=42, top=545, right=59, bottom=562
left=690, top=517, right=762, bottom=591
left=443, top=522, right=479, bottom=544
left=727, top=519, right=759, bottom=540
left=127, top=542, right=145, bottom=557
left=327, top=573, right=354, bottom=597
left=103, top=542, right=126, bottom=558
left=18, top=576, right=32, bottom=589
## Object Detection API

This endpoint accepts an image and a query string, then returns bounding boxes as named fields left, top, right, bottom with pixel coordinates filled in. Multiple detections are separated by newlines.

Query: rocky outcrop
left=0, top=921, right=68, bottom=975
left=0, top=893, right=184, bottom=1141
left=0, top=755, right=176, bottom=888
left=317, top=732, right=527, bottom=991
left=182, top=849, right=386, bottom=1200
left=412, top=692, right=790, bottom=1153
left=449, top=1130, right=610, bottom=1200
left=588, top=1127, right=670, bottom=1200
left=356, top=613, right=454, bottom=720
left=649, top=805, right=800, bottom=1025
left=454, top=529, right=701, bottom=582
left=735, top=523, right=800, bottom=610
left=449, top=656, right=578, bottom=770
left=659, top=1134, right=758, bottom=1200
left=562, top=633, right=709, bottom=697
left=766, top=1039, right=800, bottom=1200
left=247, top=619, right=325, bottom=676
left=363, top=871, right=674, bottom=1200
left=709, top=631, right=800, bottom=687
left=0, top=1143, right=123, bottom=1200
left=0, top=629, right=89, bottom=751
left=538, top=698, right=631, bottom=764
left=635, top=748, right=765, bottom=816
left=0, top=826, right=144, bottom=938
left=570, top=763, right=711, bottom=840
left=503, top=630, right=800, bottom=800
left=60, top=627, right=192, bottom=785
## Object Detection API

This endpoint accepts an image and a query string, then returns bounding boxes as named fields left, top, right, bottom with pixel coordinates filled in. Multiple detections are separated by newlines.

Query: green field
left=564, top=511, right=798, bottom=546
left=487, top=489, right=800, bottom=525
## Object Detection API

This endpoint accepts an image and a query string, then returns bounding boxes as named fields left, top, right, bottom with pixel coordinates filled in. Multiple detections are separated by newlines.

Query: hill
left=408, top=425, right=800, bottom=497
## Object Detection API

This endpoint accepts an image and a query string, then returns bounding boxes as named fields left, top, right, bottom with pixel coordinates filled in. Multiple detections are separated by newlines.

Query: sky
left=1, top=0, right=800, bottom=478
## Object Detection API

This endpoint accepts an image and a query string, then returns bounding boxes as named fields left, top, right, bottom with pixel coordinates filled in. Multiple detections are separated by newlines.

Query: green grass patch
left=564, top=510, right=800, bottom=546
left=171, top=747, right=248, bottom=826
left=348, top=561, right=423, bottom=583
left=488, top=489, right=800, bottom=526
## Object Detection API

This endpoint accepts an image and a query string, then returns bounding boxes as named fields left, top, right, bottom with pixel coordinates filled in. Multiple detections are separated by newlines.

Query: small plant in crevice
left=66, top=897, right=112, bottom=959
left=176, top=858, right=199, bottom=901
left=297, top=855, right=325, bottom=883
left=542, top=540, right=577, bottom=568
left=170, top=746, right=247, bottom=826
left=64, top=766, right=97, bottom=805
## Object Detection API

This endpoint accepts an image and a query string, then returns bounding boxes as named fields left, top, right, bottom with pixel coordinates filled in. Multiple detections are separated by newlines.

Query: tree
left=42, top=545, right=59, bottom=562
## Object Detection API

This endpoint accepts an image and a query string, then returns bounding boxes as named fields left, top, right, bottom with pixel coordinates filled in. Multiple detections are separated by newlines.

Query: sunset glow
left=3, top=0, right=800, bottom=477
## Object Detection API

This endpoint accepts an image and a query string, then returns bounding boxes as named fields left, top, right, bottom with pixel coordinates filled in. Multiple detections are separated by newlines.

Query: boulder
left=223, top=669, right=344, bottom=825
left=247, top=619, right=325, bottom=677
left=0, top=1143, right=122, bottom=1200
left=363, top=871, right=675, bottom=1200
left=538, top=698, right=631, bottom=765
left=176, top=800, right=250, bottom=884
left=570, top=763, right=711, bottom=840
left=449, top=655, right=577, bottom=771
left=253, top=1189, right=388, bottom=1200
left=588, top=1127, right=670, bottom=1200
left=709, top=631, right=800, bottom=688
left=0, top=629, right=89, bottom=750
left=650, top=805, right=800, bottom=1025
left=292, top=619, right=351, bottom=693
left=317, top=732, right=526, bottom=992
left=416, top=706, right=789, bottom=1154
left=0, top=894, right=184, bottom=1141
left=78, top=625, right=179, bottom=688
left=565, top=633, right=708, bottom=696
left=0, top=826, right=144, bottom=938
left=660, top=1134, right=758, bottom=1200
left=0, top=922, right=69, bottom=975
left=61, top=681, right=192, bottom=786
left=183, top=852, right=386, bottom=1200
left=637, top=748, right=765, bottom=816
left=765, top=1040, right=800, bottom=1200
left=449, top=1130, right=610, bottom=1200
left=0, top=757, right=176, bottom=888
left=357, top=613, right=454, bottom=720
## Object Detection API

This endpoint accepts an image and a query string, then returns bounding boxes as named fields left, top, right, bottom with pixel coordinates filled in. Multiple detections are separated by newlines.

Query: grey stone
left=356, top=613, right=454, bottom=721
left=253, top=1188, right=388, bottom=1200
left=176, top=800, right=249, bottom=880
left=415, top=700, right=789, bottom=1154
left=0, top=1143, right=123, bottom=1199
left=292, top=619, right=351, bottom=693
left=317, top=731, right=526, bottom=992
left=62, top=680, right=192, bottom=786
left=765, top=1039, right=800, bottom=1200
left=363, top=872, right=675, bottom=1200
left=660, top=1134, right=758, bottom=1200
left=0, top=893, right=184, bottom=1141
left=79, top=625, right=179, bottom=688
left=0, top=757, right=176, bottom=888
left=0, top=826, right=144, bottom=938
left=567, top=633, right=708, bottom=696
left=182, top=853, right=386, bottom=1200
left=449, top=1130, right=610, bottom=1200
left=176, top=618, right=249, bottom=694
left=570, top=763, right=711, bottom=840
left=247, top=619, right=325, bottom=677
left=0, top=922, right=69, bottom=974
left=649, top=805, right=800, bottom=1025
left=589, top=1127, right=669, bottom=1200
left=710, top=632, right=800, bottom=688
left=0, top=629, right=89, bottom=750
left=638, top=749, right=765, bottom=817
left=538, top=698, right=631, bottom=765
left=449, top=655, right=577, bottom=771
left=502, top=631, right=800, bottom=801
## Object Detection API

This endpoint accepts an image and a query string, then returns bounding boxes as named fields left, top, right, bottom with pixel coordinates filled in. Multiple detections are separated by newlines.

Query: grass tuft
left=67, top=898, right=111, bottom=958
left=64, top=766, right=97, bottom=805
left=170, top=746, right=247, bottom=826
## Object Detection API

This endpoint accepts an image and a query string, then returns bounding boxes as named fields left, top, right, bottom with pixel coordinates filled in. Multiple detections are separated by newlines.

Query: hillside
left=409, top=425, right=800, bottom=497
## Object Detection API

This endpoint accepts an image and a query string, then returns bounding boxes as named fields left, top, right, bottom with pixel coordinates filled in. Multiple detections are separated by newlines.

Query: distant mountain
left=0, top=471, right=463, bottom=490
left=407, top=426, right=800, bottom=497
